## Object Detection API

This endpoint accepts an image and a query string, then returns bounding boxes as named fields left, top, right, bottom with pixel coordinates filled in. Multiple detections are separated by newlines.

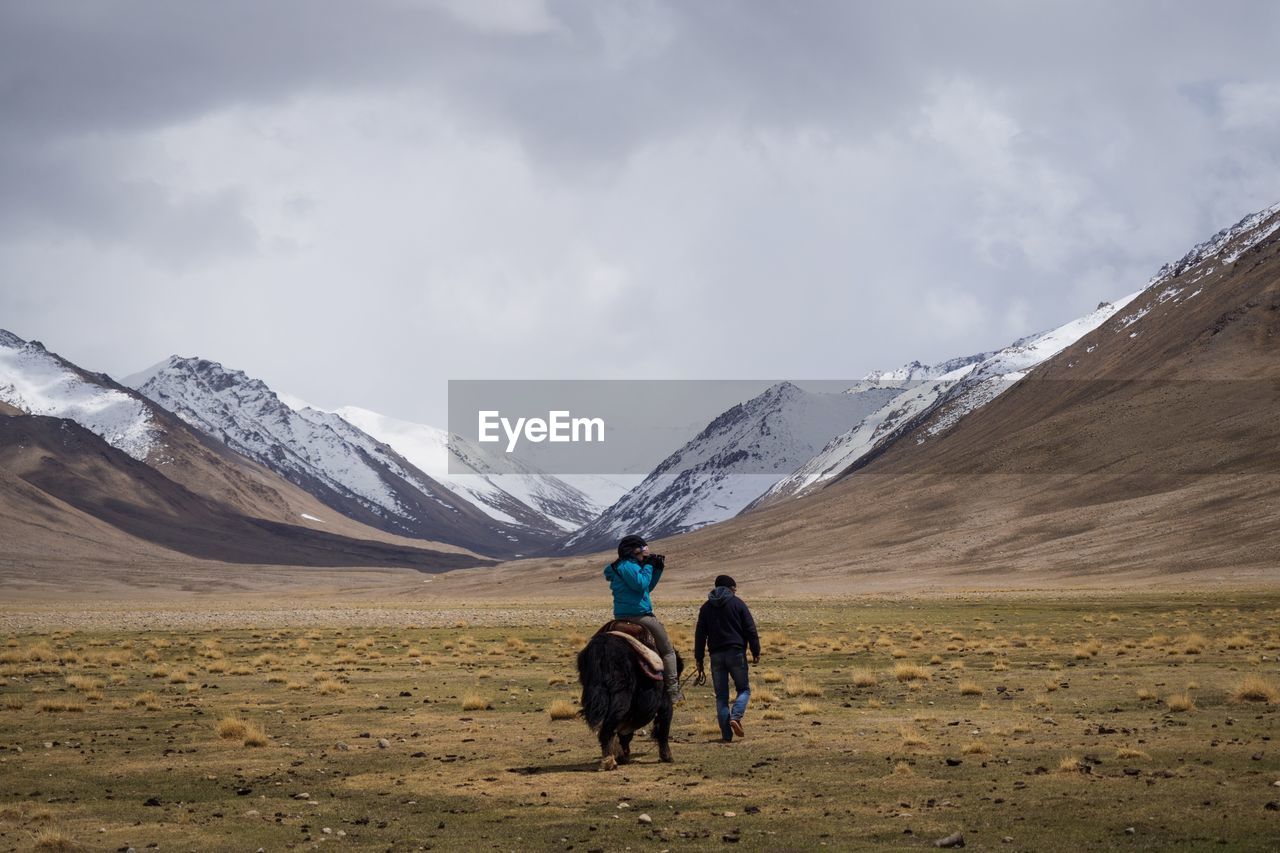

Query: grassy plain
left=0, top=592, right=1278, bottom=851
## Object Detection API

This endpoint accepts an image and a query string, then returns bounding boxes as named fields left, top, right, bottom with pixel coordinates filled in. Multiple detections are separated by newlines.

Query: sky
left=2, top=1, right=1278, bottom=427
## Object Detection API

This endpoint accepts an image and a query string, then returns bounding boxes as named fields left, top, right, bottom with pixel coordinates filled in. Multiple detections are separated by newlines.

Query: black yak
left=576, top=630, right=682, bottom=770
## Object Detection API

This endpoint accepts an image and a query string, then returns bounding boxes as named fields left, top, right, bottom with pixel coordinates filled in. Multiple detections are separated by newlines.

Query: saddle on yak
left=594, top=620, right=664, bottom=682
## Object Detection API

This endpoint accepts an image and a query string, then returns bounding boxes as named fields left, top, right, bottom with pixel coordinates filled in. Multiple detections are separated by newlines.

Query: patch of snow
left=127, top=357, right=425, bottom=523
left=769, top=292, right=1140, bottom=499
left=564, top=382, right=891, bottom=547
left=1, top=330, right=158, bottom=460
left=332, top=405, right=607, bottom=531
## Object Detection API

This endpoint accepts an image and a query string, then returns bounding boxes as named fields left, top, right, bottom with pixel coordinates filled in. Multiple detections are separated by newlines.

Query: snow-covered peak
left=1147, top=202, right=1280, bottom=290
left=329, top=404, right=609, bottom=531
left=276, top=391, right=318, bottom=414
left=120, top=356, right=181, bottom=392
left=333, top=406, right=451, bottom=476
left=1114, top=201, right=1280, bottom=334
left=862, top=351, right=991, bottom=384
left=0, top=329, right=158, bottom=460
left=561, top=381, right=896, bottom=551
left=127, top=356, right=442, bottom=529
left=967, top=294, right=1140, bottom=382
left=766, top=293, right=1139, bottom=500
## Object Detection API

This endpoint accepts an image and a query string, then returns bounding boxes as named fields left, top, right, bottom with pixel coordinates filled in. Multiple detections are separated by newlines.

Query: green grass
left=0, top=592, right=1277, bottom=850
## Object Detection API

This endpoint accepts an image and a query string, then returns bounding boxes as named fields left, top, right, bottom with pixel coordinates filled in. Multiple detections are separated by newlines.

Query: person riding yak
left=604, top=534, right=683, bottom=703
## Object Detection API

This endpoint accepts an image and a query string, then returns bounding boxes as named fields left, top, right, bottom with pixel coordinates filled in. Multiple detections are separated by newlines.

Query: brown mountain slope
left=431, top=206, right=1280, bottom=599
left=0, top=413, right=492, bottom=572
left=659, top=206, right=1280, bottom=589
left=0, top=334, right=482, bottom=556
left=126, top=355, right=556, bottom=557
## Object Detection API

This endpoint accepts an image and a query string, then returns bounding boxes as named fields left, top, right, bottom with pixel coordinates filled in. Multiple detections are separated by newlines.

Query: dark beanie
left=714, top=574, right=736, bottom=589
left=617, top=534, right=647, bottom=558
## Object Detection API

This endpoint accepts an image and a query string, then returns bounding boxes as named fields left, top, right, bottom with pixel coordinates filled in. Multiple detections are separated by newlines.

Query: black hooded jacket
left=694, top=586, right=761, bottom=664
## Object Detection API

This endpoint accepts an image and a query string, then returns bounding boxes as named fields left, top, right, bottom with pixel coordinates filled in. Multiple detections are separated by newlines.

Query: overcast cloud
left=2, top=0, right=1278, bottom=425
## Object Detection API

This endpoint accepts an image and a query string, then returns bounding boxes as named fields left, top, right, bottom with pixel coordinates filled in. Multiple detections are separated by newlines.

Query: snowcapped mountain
left=638, top=202, right=1280, bottom=591
left=861, top=352, right=995, bottom=384
left=762, top=296, right=1140, bottom=501
left=125, top=356, right=553, bottom=557
left=0, top=330, right=159, bottom=460
left=1103, top=200, right=1280, bottom=344
left=320, top=404, right=612, bottom=532
left=0, top=332, right=496, bottom=569
left=559, top=381, right=899, bottom=553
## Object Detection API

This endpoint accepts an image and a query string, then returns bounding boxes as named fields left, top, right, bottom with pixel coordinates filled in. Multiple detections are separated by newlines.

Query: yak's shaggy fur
left=576, top=633, right=681, bottom=770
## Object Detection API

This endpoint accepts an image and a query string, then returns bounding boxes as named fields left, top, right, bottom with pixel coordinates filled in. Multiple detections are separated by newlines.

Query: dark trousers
left=710, top=648, right=750, bottom=741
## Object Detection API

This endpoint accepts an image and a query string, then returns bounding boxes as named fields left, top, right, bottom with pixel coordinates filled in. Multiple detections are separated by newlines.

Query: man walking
left=694, top=574, right=760, bottom=742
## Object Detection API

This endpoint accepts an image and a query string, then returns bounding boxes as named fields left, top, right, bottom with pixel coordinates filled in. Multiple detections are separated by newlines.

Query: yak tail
left=576, top=635, right=618, bottom=732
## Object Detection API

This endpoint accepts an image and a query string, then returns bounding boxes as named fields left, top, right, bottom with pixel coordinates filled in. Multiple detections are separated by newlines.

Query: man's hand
left=643, top=553, right=665, bottom=570
left=751, top=655, right=760, bottom=665
left=693, top=664, right=706, bottom=686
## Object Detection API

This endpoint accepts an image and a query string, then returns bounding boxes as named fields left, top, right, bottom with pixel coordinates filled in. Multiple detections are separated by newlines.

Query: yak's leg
left=598, top=692, right=630, bottom=771
left=599, top=722, right=619, bottom=768
left=617, top=732, right=634, bottom=764
left=598, top=726, right=620, bottom=771
left=653, top=700, right=674, bottom=763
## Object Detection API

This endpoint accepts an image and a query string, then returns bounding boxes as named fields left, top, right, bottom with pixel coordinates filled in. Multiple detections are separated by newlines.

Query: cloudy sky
left=2, top=1, right=1278, bottom=425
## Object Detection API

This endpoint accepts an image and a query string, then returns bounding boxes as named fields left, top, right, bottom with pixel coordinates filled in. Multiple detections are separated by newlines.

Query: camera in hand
left=642, top=553, right=666, bottom=569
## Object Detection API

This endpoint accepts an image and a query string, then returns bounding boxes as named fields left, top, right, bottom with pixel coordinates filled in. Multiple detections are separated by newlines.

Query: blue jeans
left=710, top=648, right=750, bottom=741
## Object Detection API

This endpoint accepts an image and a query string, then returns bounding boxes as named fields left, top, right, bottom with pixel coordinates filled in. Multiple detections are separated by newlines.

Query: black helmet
left=617, top=534, right=647, bottom=559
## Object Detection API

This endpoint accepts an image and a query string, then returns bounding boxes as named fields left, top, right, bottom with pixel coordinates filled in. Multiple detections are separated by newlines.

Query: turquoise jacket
left=604, top=557, right=664, bottom=617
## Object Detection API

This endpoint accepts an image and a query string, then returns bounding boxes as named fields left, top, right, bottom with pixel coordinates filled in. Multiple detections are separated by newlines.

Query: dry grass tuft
left=1137, top=687, right=1158, bottom=701
left=1180, top=633, right=1207, bottom=655
left=797, top=702, right=819, bottom=715
left=898, top=726, right=928, bottom=748
left=1166, top=693, right=1195, bottom=712
left=37, top=700, right=84, bottom=713
left=1231, top=675, right=1279, bottom=703
left=850, top=669, right=877, bottom=688
left=65, top=675, right=101, bottom=692
left=32, top=829, right=81, bottom=852
left=958, top=680, right=983, bottom=696
left=462, top=694, right=490, bottom=711
left=1223, top=633, right=1251, bottom=650
left=1058, top=756, right=1083, bottom=773
left=784, top=678, right=823, bottom=697
left=961, top=740, right=989, bottom=755
left=1073, top=639, right=1102, bottom=659
left=216, top=717, right=248, bottom=739
left=547, top=699, right=578, bottom=720
left=317, top=679, right=347, bottom=695
left=762, top=670, right=783, bottom=684
left=242, top=721, right=269, bottom=747
left=762, top=709, right=784, bottom=720
left=893, top=663, right=930, bottom=682
left=1116, top=747, right=1150, bottom=760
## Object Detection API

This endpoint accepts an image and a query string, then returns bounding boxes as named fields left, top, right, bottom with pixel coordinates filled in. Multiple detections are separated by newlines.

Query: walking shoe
left=667, top=681, right=685, bottom=704
left=729, top=719, right=744, bottom=739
